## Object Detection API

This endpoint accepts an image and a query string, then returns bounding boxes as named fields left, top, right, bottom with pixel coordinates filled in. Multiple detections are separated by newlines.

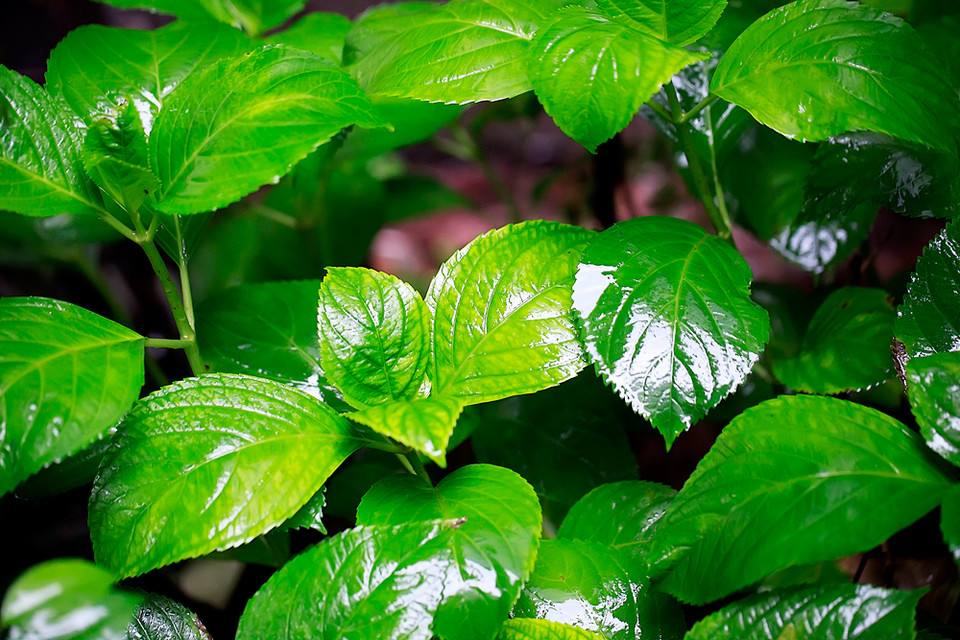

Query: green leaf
left=773, top=287, right=895, bottom=394
left=339, top=98, right=463, bottom=160
left=896, top=219, right=960, bottom=357
left=907, top=352, right=960, bottom=467
left=381, top=173, right=471, bottom=223
left=357, top=464, right=542, bottom=640
left=319, top=267, right=431, bottom=408
left=235, top=520, right=463, bottom=640
left=88, top=373, right=364, bottom=578
left=498, top=619, right=604, bottom=640
left=280, top=487, right=326, bottom=534
left=427, top=220, right=593, bottom=404
left=770, top=200, right=877, bottom=275
left=0, top=297, right=144, bottom=496
left=149, top=45, right=385, bottom=215
left=93, top=0, right=306, bottom=33
left=529, top=7, right=707, bottom=152
left=572, top=216, right=770, bottom=447
left=649, top=395, right=954, bottom=604
left=267, top=12, right=353, bottom=62
left=711, top=0, right=960, bottom=151
left=685, top=583, right=923, bottom=639
left=126, top=595, right=211, bottom=640
left=0, top=66, right=104, bottom=218
left=597, top=0, right=728, bottom=45
left=1, top=559, right=142, bottom=640
left=942, top=485, right=960, bottom=567
left=348, top=397, right=464, bottom=467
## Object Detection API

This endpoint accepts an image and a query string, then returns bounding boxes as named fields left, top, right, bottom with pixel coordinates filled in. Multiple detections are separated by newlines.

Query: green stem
left=679, top=94, right=719, bottom=124
left=145, top=338, right=193, bottom=349
left=253, top=205, right=299, bottom=229
left=647, top=98, right=673, bottom=123
left=399, top=451, right=432, bottom=485
left=452, top=123, right=523, bottom=224
left=173, top=215, right=196, bottom=328
left=96, top=209, right=138, bottom=243
left=703, top=107, right=734, bottom=243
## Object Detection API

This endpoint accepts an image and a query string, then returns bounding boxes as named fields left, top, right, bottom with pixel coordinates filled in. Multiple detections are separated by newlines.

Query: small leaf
left=92, top=0, right=306, bottom=33
left=319, top=267, right=431, bottom=408
left=281, top=487, right=327, bottom=534
left=427, top=220, right=593, bottom=404
left=596, top=0, right=728, bottom=45
left=498, top=619, right=604, bottom=640
left=649, top=395, right=954, bottom=604
left=89, top=374, right=364, bottom=578
left=712, top=0, right=960, bottom=151
left=357, top=464, right=542, bottom=640
left=348, top=397, right=464, bottom=467
left=907, top=352, right=960, bottom=467
left=896, top=219, right=960, bottom=357
left=572, top=216, right=770, bottom=447
left=268, top=12, right=353, bottom=63
left=529, top=7, right=707, bottom=152
left=942, top=485, right=960, bottom=567
left=126, top=595, right=211, bottom=640
left=685, top=583, right=923, bottom=640
left=0, top=297, right=144, bottom=496
left=774, top=287, right=895, bottom=394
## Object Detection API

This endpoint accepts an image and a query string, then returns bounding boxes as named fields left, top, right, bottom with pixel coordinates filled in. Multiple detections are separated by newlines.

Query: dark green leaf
left=207, top=530, right=291, bottom=568
left=649, top=395, right=954, bottom=604
left=918, top=15, right=960, bottom=91
left=428, top=220, right=593, bottom=404
left=126, top=595, right=211, bottom=640
left=907, top=352, right=960, bottom=466
left=348, top=397, right=464, bottom=467
left=685, top=583, right=923, bottom=639
left=597, top=0, right=728, bottom=45
left=712, top=0, right=960, bottom=151
left=268, top=12, right=353, bottom=63
left=339, top=99, right=463, bottom=160
left=89, top=374, right=364, bottom=578
left=382, top=174, right=470, bottom=223
left=357, top=464, right=542, bottom=640
left=572, top=216, right=770, bottom=447
left=92, top=0, right=305, bottom=33
left=498, top=619, right=604, bottom=640
left=0, top=297, right=144, bottom=496
left=770, top=199, right=876, bottom=275
left=942, top=485, right=960, bottom=567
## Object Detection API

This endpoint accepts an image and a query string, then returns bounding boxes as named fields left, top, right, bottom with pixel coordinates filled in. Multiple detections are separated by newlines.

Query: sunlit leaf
left=348, top=397, right=464, bottom=467
left=596, top=0, right=728, bottom=45
left=125, top=595, right=211, bottom=640
left=907, top=352, right=960, bottom=467
left=498, top=619, right=604, bottom=640
left=268, top=12, right=353, bottom=63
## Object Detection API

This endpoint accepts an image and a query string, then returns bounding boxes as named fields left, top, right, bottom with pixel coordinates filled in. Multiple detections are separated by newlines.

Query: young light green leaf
left=597, top=0, right=728, bottom=45
left=0, top=66, right=104, bottom=218
left=907, top=352, right=960, bottom=467
left=268, top=12, right=353, bottom=63
left=685, top=583, right=923, bottom=640
left=0, top=297, right=144, bottom=497
left=126, top=595, right=211, bottom=640
left=712, top=0, right=960, bottom=151
left=357, top=464, right=542, bottom=640
left=150, top=45, right=386, bottom=215
left=572, top=216, right=770, bottom=447
left=427, top=220, right=593, bottom=404
left=774, top=287, right=895, bottom=394
left=348, top=397, right=464, bottom=467
left=896, top=219, right=960, bottom=357
left=498, top=619, right=605, bottom=640
left=319, top=267, right=431, bottom=408
left=649, top=395, right=954, bottom=604
left=942, top=486, right=960, bottom=567
left=93, top=0, right=306, bottom=33
left=1, top=559, right=142, bottom=640
left=89, top=374, right=365, bottom=578
left=529, top=7, right=707, bottom=152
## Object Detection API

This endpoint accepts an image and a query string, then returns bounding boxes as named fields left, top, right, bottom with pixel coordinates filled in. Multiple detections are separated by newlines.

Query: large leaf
left=427, top=220, right=593, bottom=404
left=907, top=352, right=960, bottom=467
left=348, top=397, right=464, bottom=467
left=773, top=287, right=895, bottom=394
left=0, top=66, right=104, bottom=217
left=93, top=0, right=306, bottom=33
left=0, top=298, right=144, bottom=496
left=357, top=464, right=542, bottom=640
left=318, top=267, right=431, bottom=408
left=125, top=595, right=211, bottom=640
left=88, top=374, right=365, bottom=578
left=649, top=395, right=954, bottom=604
left=529, top=7, right=706, bottom=152
left=685, top=583, right=923, bottom=639
left=572, top=216, right=770, bottom=447
left=711, top=0, right=960, bottom=151
left=149, top=45, right=385, bottom=215
left=896, top=219, right=960, bottom=357
left=596, top=0, right=728, bottom=45
left=498, top=619, right=604, bottom=640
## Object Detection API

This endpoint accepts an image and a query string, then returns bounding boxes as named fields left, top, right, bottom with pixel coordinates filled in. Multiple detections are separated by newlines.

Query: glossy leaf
left=649, top=395, right=954, bottom=604
left=89, top=374, right=365, bottom=578
left=1, top=559, right=141, bottom=640
left=896, top=219, right=960, bottom=357
left=498, top=619, right=604, bottom=640
left=126, top=595, right=211, bottom=640
left=357, top=464, right=542, bottom=640
left=149, top=45, right=385, bottom=215
left=529, top=7, right=706, bottom=152
left=348, top=397, right=464, bottom=467
left=712, top=0, right=960, bottom=151
left=427, top=220, right=593, bottom=404
left=572, top=216, right=770, bottom=447
left=770, top=199, right=877, bottom=275
left=280, top=487, right=326, bottom=534
left=0, top=66, right=103, bottom=217
left=0, top=297, right=144, bottom=496
left=907, top=352, right=960, bottom=467
left=319, top=267, right=431, bottom=408
left=942, top=485, right=960, bottom=567
left=774, top=287, right=895, bottom=394
left=267, top=12, right=353, bottom=63
left=93, top=0, right=306, bottom=33
left=685, top=583, right=923, bottom=639
left=597, top=0, right=728, bottom=45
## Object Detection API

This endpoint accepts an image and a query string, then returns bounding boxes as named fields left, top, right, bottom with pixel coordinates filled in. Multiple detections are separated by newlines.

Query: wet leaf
left=281, top=487, right=326, bottom=534
left=427, top=220, right=593, bottom=404
left=572, top=216, right=769, bottom=447
left=357, top=464, right=542, bottom=640
left=268, top=12, right=353, bottom=63
left=597, top=0, right=728, bottom=45
left=907, top=352, right=960, bottom=467
left=712, top=0, right=960, bottom=151
left=685, top=583, right=923, bottom=639
left=649, top=395, right=954, bottom=604
left=498, top=619, right=604, bottom=640
left=773, top=287, right=895, bottom=394
left=89, top=374, right=365, bottom=578
left=92, top=0, right=305, bottom=33
left=770, top=200, right=877, bottom=275
left=348, top=397, right=464, bottom=467
left=319, top=267, right=431, bottom=408
left=125, top=595, right=210, bottom=640
left=0, top=297, right=144, bottom=497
